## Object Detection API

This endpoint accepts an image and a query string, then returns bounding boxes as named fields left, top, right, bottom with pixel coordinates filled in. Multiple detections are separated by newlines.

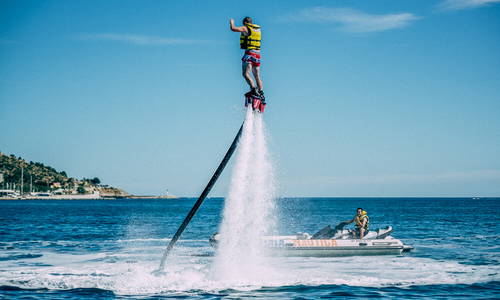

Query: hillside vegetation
left=0, top=152, right=128, bottom=197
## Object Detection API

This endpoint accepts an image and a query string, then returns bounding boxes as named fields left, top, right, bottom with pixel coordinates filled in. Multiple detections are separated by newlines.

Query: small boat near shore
left=210, top=223, right=413, bottom=257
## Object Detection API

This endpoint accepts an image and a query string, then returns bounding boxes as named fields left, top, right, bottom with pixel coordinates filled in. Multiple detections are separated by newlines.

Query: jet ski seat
left=311, top=225, right=337, bottom=239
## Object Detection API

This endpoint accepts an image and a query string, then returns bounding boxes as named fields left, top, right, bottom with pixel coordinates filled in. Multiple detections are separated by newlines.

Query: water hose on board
left=156, top=123, right=244, bottom=272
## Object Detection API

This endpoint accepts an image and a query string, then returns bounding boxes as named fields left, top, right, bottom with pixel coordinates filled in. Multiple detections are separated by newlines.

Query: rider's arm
left=230, top=19, right=248, bottom=34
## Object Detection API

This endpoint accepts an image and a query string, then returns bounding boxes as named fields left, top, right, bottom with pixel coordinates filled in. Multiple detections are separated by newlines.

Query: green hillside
left=0, top=151, right=126, bottom=196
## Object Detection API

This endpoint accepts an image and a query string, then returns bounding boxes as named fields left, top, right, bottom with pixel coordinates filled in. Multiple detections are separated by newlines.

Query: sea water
left=0, top=197, right=498, bottom=299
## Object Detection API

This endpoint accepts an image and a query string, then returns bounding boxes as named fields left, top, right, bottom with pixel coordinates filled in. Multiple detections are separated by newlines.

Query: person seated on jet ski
left=345, top=208, right=369, bottom=239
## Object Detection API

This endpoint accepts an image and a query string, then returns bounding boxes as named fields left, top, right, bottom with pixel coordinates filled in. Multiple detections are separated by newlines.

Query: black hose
left=156, top=123, right=244, bottom=271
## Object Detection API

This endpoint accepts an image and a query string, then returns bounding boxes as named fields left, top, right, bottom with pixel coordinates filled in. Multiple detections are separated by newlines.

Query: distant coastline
left=1, top=151, right=179, bottom=200
left=2, top=196, right=497, bottom=201
left=0, top=194, right=179, bottom=200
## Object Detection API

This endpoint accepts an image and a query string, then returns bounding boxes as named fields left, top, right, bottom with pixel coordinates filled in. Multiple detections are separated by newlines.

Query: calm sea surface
left=0, top=198, right=499, bottom=299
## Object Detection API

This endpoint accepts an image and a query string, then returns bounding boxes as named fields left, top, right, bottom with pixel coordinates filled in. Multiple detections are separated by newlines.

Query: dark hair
left=357, top=207, right=363, bottom=211
left=243, top=17, right=252, bottom=24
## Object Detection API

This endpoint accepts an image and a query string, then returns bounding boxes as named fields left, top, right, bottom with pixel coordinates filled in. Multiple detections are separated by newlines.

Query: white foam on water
left=1, top=246, right=499, bottom=295
left=212, top=108, right=277, bottom=284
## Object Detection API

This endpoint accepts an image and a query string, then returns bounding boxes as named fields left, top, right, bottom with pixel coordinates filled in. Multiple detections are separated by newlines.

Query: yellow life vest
left=355, top=212, right=369, bottom=230
left=240, top=23, right=261, bottom=50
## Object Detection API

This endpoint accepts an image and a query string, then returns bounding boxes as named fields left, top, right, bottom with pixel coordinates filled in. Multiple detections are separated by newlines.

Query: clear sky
left=1, top=0, right=499, bottom=197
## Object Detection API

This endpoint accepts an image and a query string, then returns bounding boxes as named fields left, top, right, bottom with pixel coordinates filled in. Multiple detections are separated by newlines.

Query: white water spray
left=213, top=108, right=276, bottom=282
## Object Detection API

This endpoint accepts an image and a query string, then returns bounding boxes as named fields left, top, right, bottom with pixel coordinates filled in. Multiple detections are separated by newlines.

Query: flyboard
left=245, top=89, right=266, bottom=113
left=155, top=92, right=266, bottom=273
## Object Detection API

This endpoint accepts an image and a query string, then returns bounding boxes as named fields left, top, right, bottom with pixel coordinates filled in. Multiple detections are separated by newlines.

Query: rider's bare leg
left=252, top=66, right=263, bottom=91
left=242, top=63, right=255, bottom=89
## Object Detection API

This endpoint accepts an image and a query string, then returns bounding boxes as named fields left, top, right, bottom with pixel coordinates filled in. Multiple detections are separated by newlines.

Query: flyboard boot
left=244, top=87, right=266, bottom=113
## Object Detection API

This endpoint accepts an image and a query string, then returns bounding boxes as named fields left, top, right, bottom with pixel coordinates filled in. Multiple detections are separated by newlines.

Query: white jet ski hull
left=263, top=236, right=407, bottom=257
left=209, top=225, right=413, bottom=257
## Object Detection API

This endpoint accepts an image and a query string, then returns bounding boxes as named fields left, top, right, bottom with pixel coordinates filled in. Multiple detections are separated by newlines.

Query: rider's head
left=243, top=17, right=252, bottom=25
left=357, top=208, right=363, bottom=215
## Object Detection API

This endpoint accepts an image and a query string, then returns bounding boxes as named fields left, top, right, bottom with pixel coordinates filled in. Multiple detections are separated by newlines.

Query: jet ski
left=244, top=90, right=266, bottom=113
left=209, top=222, right=413, bottom=257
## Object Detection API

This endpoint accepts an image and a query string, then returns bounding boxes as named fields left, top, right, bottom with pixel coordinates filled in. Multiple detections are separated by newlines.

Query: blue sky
left=1, top=0, right=499, bottom=197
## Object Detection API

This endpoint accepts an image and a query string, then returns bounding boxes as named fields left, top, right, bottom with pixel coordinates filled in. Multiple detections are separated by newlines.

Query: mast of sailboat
left=21, top=167, right=24, bottom=196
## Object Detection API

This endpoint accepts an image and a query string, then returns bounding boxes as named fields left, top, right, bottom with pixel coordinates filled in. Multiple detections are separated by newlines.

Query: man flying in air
left=229, top=17, right=265, bottom=101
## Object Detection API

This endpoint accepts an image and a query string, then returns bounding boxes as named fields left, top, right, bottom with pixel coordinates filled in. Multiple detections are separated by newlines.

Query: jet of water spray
left=213, top=108, right=276, bottom=282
